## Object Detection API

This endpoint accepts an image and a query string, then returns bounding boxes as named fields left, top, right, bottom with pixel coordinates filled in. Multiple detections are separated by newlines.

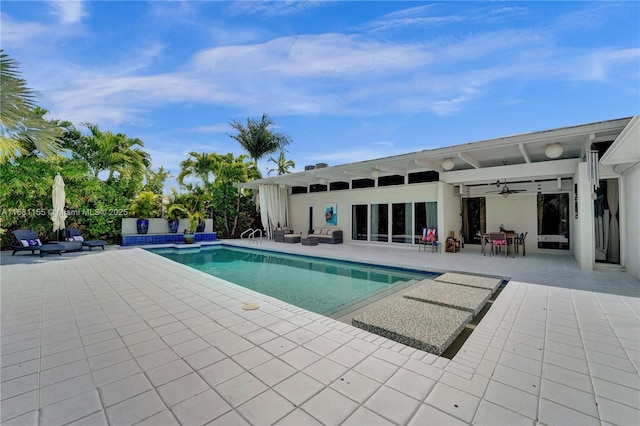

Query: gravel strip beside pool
left=403, top=280, right=492, bottom=315
left=435, top=272, right=502, bottom=292
left=352, top=297, right=472, bottom=355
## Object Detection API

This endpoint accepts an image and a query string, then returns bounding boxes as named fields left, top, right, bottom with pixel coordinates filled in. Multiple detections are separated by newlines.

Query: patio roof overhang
left=237, top=117, right=634, bottom=191
left=600, top=116, right=640, bottom=174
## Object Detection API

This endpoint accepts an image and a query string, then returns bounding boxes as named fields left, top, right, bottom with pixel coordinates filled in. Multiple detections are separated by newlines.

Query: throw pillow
left=27, top=239, right=42, bottom=246
left=20, top=239, right=30, bottom=247
left=73, top=236, right=85, bottom=242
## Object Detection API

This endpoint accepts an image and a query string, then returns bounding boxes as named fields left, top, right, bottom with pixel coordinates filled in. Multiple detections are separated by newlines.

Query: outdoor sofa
left=310, top=227, right=343, bottom=244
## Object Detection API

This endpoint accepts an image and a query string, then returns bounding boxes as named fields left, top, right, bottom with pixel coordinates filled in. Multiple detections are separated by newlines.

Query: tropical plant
left=185, top=211, right=203, bottom=234
left=166, top=204, right=188, bottom=221
left=227, top=113, right=292, bottom=163
left=0, top=51, right=63, bottom=162
left=144, top=166, right=171, bottom=194
left=177, top=152, right=217, bottom=186
left=267, top=151, right=296, bottom=176
left=75, top=123, right=151, bottom=180
left=0, top=154, right=129, bottom=247
left=129, top=191, right=161, bottom=219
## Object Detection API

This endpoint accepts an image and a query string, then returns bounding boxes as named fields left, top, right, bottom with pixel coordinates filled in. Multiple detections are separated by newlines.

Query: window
left=408, top=171, right=439, bottom=184
left=330, top=181, right=350, bottom=191
left=378, top=175, right=404, bottom=186
left=352, top=178, right=375, bottom=189
left=309, top=184, right=327, bottom=193
left=291, top=186, right=307, bottom=194
left=537, top=194, right=569, bottom=250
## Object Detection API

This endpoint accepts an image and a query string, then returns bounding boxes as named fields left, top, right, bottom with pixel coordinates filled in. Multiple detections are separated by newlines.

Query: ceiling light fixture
left=545, top=143, right=563, bottom=159
left=371, top=169, right=380, bottom=179
left=442, top=158, right=455, bottom=170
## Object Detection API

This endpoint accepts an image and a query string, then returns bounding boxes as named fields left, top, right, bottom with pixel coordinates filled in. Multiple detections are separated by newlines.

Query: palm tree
left=227, top=113, right=292, bottom=163
left=0, top=51, right=62, bottom=162
left=79, top=124, right=151, bottom=180
left=177, top=152, right=218, bottom=186
left=267, top=151, right=296, bottom=176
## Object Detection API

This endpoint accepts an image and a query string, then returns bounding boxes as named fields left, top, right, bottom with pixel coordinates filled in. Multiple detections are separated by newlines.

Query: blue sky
left=3, top=1, right=639, bottom=190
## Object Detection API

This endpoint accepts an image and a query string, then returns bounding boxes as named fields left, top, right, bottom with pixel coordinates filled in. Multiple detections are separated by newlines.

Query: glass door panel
left=537, top=194, right=570, bottom=249
left=392, top=203, right=412, bottom=243
left=352, top=204, right=368, bottom=241
left=370, top=204, right=388, bottom=242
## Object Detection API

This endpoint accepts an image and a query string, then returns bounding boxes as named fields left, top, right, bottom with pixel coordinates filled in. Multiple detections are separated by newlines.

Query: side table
left=301, top=237, right=318, bottom=246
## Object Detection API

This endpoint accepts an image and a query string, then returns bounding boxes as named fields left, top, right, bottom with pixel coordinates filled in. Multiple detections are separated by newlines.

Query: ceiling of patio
left=240, top=117, right=633, bottom=190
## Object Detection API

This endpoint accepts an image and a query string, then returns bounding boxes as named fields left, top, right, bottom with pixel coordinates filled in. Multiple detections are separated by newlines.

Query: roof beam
left=343, top=170, right=370, bottom=179
left=414, top=158, right=442, bottom=171
left=374, top=164, right=406, bottom=175
left=518, top=143, right=531, bottom=164
left=458, top=152, right=482, bottom=169
left=443, top=158, right=580, bottom=184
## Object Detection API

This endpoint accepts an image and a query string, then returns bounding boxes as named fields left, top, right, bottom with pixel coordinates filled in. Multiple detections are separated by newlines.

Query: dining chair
left=489, top=232, right=509, bottom=257
left=514, top=231, right=528, bottom=256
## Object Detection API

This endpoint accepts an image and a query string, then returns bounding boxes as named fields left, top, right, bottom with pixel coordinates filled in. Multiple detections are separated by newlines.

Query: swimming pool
left=150, top=245, right=438, bottom=317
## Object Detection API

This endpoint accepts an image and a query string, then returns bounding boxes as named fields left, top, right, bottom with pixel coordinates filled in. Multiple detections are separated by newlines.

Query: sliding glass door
left=352, top=201, right=436, bottom=245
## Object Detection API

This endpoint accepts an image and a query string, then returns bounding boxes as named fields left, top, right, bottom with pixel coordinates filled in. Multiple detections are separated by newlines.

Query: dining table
left=481, top=232, right=518, bottom=257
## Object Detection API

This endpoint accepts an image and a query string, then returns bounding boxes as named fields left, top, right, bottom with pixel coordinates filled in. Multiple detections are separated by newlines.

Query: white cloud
left=228, top=0, right=325, bottom=17
left=49, top=0, right=87, bottom=25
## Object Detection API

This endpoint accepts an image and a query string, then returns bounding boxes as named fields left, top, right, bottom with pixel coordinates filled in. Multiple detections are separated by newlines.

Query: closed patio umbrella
left=51, top=173, right=67, bottom=240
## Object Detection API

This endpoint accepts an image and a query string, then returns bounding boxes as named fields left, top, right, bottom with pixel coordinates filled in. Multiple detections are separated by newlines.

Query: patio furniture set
left=9, top=228, right=106, bottom=257
left=274, top=228, right=343, bottom=246
left=481, top=231, right=528, bottom=257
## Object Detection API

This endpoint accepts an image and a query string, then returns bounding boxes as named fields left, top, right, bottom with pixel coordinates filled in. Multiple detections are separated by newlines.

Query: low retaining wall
left=121, top=218, right=213, bottom=235
left=121, top=232, right=217, bottom=246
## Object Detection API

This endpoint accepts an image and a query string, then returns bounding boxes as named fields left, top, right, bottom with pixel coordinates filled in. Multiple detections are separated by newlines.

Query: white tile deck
left=1, top=241, right=639, bottom=425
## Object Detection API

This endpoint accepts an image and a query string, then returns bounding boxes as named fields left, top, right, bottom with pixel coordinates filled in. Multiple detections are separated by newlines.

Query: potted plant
left=129, top=191, right=160, bottom=234
left=183, top=211, right=203, bottom=244
left=167, top=204, right=188, bottom=234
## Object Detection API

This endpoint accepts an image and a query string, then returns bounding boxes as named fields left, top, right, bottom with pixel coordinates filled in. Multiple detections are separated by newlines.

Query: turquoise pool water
left=150, top=246, right=438, bottom=317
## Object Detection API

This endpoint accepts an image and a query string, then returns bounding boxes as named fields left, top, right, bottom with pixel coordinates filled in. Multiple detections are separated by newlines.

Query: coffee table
left=301, top=237, right=319, bottom=246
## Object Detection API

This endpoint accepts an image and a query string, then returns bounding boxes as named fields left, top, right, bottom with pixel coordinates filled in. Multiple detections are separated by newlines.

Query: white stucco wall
left=622, top=163, right=640, bottom=280
left=287, top=182, right=439, bottom=242
left=439, top=182, right=461, bottom=241
left=484, top=192, right=540, bottom=255
left=573, top=163, right=596, bottom=270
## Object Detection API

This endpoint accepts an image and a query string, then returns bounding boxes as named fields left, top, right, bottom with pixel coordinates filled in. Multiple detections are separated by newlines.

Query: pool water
left=150, top=246, right=438, bottom=317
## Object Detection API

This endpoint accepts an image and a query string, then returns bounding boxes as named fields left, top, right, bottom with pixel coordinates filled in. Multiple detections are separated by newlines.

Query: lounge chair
left=10, top=230, right=65, bottom=257
left=65, top=228, right=107, bottom=251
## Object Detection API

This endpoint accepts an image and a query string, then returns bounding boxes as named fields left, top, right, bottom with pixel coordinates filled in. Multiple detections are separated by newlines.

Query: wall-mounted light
left=545, top=143, right=563, bottom=159
left=442, top=158, right=455, bottom=170
left=371, top=169, right=380, bottom=179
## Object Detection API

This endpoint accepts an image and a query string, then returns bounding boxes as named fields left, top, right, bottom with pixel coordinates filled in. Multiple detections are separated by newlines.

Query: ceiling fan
left=487, top=179, right=526, bottom=197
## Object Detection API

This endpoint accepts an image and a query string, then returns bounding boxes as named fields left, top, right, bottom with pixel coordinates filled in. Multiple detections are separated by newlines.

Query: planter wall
left=122, top=218, right=214, bottom=235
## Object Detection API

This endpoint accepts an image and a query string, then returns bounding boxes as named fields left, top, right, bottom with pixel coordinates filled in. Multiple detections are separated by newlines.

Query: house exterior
left=243, top=116, right=640, bottom=280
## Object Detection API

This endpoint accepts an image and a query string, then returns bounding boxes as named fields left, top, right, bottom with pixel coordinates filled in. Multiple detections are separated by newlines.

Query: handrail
left=241, top=228, right=263, bottom=244
left=251, top=229, right=263, bottom=240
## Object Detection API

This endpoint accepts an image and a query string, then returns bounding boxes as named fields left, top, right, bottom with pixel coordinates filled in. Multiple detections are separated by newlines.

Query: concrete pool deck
left=1, top=242, right=639, bottom=425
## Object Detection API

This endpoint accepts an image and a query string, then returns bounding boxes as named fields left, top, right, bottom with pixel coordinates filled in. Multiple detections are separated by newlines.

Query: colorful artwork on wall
left=324, top=203, right=337, bottom=226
